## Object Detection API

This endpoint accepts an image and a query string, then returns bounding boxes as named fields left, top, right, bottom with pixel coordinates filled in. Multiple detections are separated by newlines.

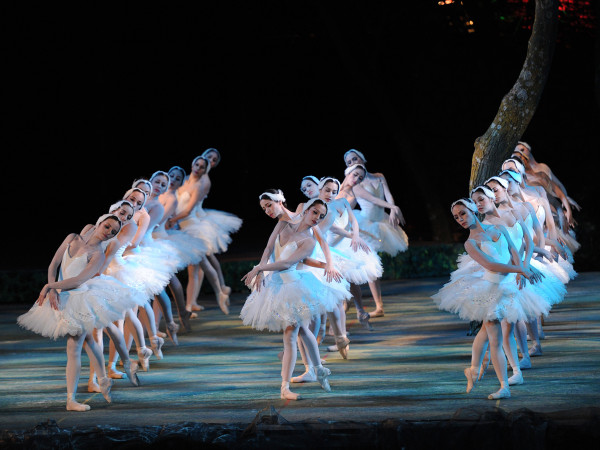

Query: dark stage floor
left=1, top=273, right=599, bottom=448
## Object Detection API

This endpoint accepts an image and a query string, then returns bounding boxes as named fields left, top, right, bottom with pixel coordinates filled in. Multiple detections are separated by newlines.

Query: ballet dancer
left=241, top=199, right=349, bottom=400
left=18, top=214, right=144, bottom=411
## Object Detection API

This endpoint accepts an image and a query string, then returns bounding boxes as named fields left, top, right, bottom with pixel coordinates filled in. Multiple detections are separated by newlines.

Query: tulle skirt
left=199, top=208, right=243, bottom=254
left=153, top=228, right=207, bottom=269
left=330, top=237, right=383, bottom=284
left=356, top=212, right=408, bottom=256
left=17, top=275, right=147, bottom=340
left=240, top=269, right=350, bottom=332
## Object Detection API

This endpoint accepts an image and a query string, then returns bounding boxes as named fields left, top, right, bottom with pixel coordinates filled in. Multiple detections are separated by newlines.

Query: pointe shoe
left=166, top=321, right=179, bottom=345
left=137, top=347, right=153, bottom=372
left=222, top=286, right=232, bottom=297
left=529, top=344, right=543, bottom=357
left=291, top=367, right=317, bottom=383
left=87, top=379, right=101, bottom=393
left=123, top=360, right=140, bottom=387
left=358, top=311, right=374, bottom=331
left=218, top=293, right=230, bottom=315
left=316, top=366, right=332, bottom=392
left=280, top=386, right=301, bottom=400
left=488, top=387, right=510, bottom=400
left=190, top=312, right=199, bottom=319
left=519, top=358, right=532, bottom=370
left=464, top=367, right=477, bottom=393
left=335, top=336, right=351, bottom=359
left=191, top=304, right=205, bottom=311
left=66, top=399, right=91, bottom=412
left=98, top=376, right=113, bottom=403
left=370, top=309, right=385, bottom=318
left=179, top=309, right=193, bottom=333
left=107, top=366, right=126, bottom=379
left=508, top=371, right=524, bottom=386
left=150, top=336, right=164, bottom=360
left=157, top=331, right=167, bottom=339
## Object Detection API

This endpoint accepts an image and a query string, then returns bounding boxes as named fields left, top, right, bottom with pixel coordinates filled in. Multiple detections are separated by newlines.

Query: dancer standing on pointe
left=343, top=149, right=408, bottom=318
left=241, top=199, right=348, bottom=400
left=433, top=198, right=535, bottom=400
left=166, top=155, right=230, bottom=315
left=18, top=214, right=145, bottom=411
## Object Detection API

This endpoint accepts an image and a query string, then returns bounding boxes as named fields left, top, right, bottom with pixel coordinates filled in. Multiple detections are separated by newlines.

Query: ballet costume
left=355, top=180, right=408, bottom=256
left=535, top=205, right=577, bottom=282
left=175, top=190, right=225, bottom=255
left=240, top=234, right=348, bottom=398
left=203, top=202, right=243, bottom=253
left=152, top=221, right=208, bottom=269
left=18, top=244, right=147, bottom=340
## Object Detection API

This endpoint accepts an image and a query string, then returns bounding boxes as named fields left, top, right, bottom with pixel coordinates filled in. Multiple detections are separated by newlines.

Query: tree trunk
left=469, top=0, right=559, bottom=190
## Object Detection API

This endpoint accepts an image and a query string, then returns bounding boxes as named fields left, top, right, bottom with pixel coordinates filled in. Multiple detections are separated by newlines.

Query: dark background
left=2, top=0, right=599, bottom=272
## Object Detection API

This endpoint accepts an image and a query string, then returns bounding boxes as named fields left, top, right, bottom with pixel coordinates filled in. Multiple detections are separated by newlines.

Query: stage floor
left=1, top=273, right=599, bottom=431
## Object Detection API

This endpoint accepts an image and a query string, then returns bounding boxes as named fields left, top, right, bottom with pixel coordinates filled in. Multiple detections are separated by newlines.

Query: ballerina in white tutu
left=167, top=155, right=230, bottom=315
left=241, top=199, right=348, bottom=400
left=432, top=199, right=535, bottom=400
left=18, top=214, right=144, bottom=411
left=343, top=149, right=408, bottom=317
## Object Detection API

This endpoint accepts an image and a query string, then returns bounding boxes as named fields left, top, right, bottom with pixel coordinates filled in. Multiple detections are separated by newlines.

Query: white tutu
left=105, top=243, right=176, bottom=298
left=556, top=227, right=581, bottom=255
left=18, top=247, right=146, bottom=340
left=195, top=207, right=242, bottom=254
left=153, top=227, right=207, bottom=268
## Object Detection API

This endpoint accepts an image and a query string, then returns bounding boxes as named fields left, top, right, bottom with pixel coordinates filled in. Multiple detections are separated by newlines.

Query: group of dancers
left=17, top=141, right=577, bottom=409
left=18, top=148, right=243, bottom=411
left=433, top=141, right=580, bottom=400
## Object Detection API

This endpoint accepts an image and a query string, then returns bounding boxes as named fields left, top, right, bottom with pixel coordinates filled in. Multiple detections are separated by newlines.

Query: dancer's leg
left=515, top=320, right=532, bottom=369
left=298, top=324, right=331, bottom=392
left=104, top=322, right=139, bottom=386
left=199, top=258, right=229, bottom=315
left=350, top=283, right=372, bottom=330
left=186, top=264, right=202, bottom=312
left=484, top=320, right=510, bottom=399
left=368, top=279, right=384, bottom=317
left=281, top=325, right=301, bottom=400
left=325, top=305, right=350, bottom=359
left=465, top=325, right=489, bottom=392
left=66, top=334, right=90, bottom=411
left=526, top=318, right=543, bottom=356
left=168, top=275, right=192, bottom=332
left=137, top=303, right=164, bottom=360
left=124, top=309, right=153, bottom=371
left=292, top=318, right=320, bottom=383
left=502, top=320, right=523, bottom=385
left=207, top=254, right=231, bottom=294
left=86, top=328, right=103, bottom=392
left=155, top=290, right=179, bottom=344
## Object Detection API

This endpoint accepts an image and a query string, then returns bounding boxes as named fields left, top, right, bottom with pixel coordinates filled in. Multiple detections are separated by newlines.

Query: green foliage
left=1, top=245, right=465, bottom=304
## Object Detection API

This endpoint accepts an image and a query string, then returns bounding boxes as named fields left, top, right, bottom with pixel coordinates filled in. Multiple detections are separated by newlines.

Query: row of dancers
left=18, top=148, right=244, bottom=411
left=433, top=141, right=580, bottom=399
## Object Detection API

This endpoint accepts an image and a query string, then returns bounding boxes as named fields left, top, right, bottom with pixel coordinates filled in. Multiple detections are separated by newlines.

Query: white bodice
left=356, top=181, right=385, bottom=221
left=479, top=235, right=511, bottom=282
left=59, top=245, right=88, bottom=280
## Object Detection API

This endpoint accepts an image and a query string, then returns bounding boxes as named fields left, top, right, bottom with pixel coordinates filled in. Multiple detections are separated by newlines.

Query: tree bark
left=469, top=0, right=559, bottom=190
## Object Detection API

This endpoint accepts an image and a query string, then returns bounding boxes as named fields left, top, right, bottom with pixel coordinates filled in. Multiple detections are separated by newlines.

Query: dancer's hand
left=529, top=266, right=545, bottom=284
left=252, top=273, right=265, bottom=292
left=325, top=265, right=343, bottom=283
left=538, top=248, right=554, bottom=263
left=516, top=274, right=527, bottom=289
left=242, top=266, right=261, bottom=288
left=351, top=236, right=370, bottom=253
left=389, top=208, right=400, bottom=227
left=47, top=289, right=59, bottom=310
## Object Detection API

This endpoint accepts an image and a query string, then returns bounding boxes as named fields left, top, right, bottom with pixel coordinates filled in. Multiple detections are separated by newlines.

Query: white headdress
left=259, top=190, right=286, bottom=203
left=302, top=175, right=320, bottom=185
left=502, top=158, right=525, bottom=175
left=451, top=198, right=477, bottom=213
left=201, top=148, right=221, bottom=166
left=318, top=176, right=341, bottom=191
left=516, top=141, right=532, bottom=151
left=192, top=155, right=211, bottom=174
left=485, top=176, right=509, bottom=190
left=344, top=149, right=367, bottom=164
left=109, top=200, right=134, bottom=214
left=302, top=198, right=328, bottom=214
left=150, top=170, right=170, bottom=182
left=470, top=185, right=496, bottom=201
left=500, top=169, right=522, bottom=184
left=95, top=213, right=122, bottom=229
left=344, top=163, right=367, bottom=177
left=168, top=166, right=187, bottom=179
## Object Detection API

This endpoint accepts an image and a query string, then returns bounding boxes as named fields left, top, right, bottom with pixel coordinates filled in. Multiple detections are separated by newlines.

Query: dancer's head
left=149, top=171, right=170, bottom=197
left=485, top=176, right=509, bottom=204
left=470, top=185, right=496, bottom=215
left=300, top=176, right=320, bottom=199
left=499, top=170, right=522, bottom=196
left=191, top=155, right=211, bottom=177
left=343, top=164, right=367, bottom=187
left=132, top=179, right=152, bottom=197
left=501, top=158, right=525, bottom=176
left=344, top=149, right=367, bottom=167
left=201, top=148, right=221, bottom=169
left=259, top=189, right=286, bottom=219
left=318, top=177, right=340, bottom=203
left=301, top=198, right=328, bottom=227
left=512, top=141, right=532, bottom=167
left=450, top=199, right=477, bottom=229
left=109, top=200, right=135, bottom=224
left=168, top=166, right=186, bottom=190
left=123, top=187, right=147, bottom=211
left=94, top=214, right=122, bottom=240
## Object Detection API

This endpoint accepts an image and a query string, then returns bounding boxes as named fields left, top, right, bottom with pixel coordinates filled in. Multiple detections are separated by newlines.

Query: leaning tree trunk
left=469, top=0, right=559, bottom=190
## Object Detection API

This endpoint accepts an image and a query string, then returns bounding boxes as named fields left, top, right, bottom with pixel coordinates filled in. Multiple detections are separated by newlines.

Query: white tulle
left=153, top=227, right=207, bottom=268
left=18, top=249, right=146, bottom=339
left=356, top=213, right=409, bottom=256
